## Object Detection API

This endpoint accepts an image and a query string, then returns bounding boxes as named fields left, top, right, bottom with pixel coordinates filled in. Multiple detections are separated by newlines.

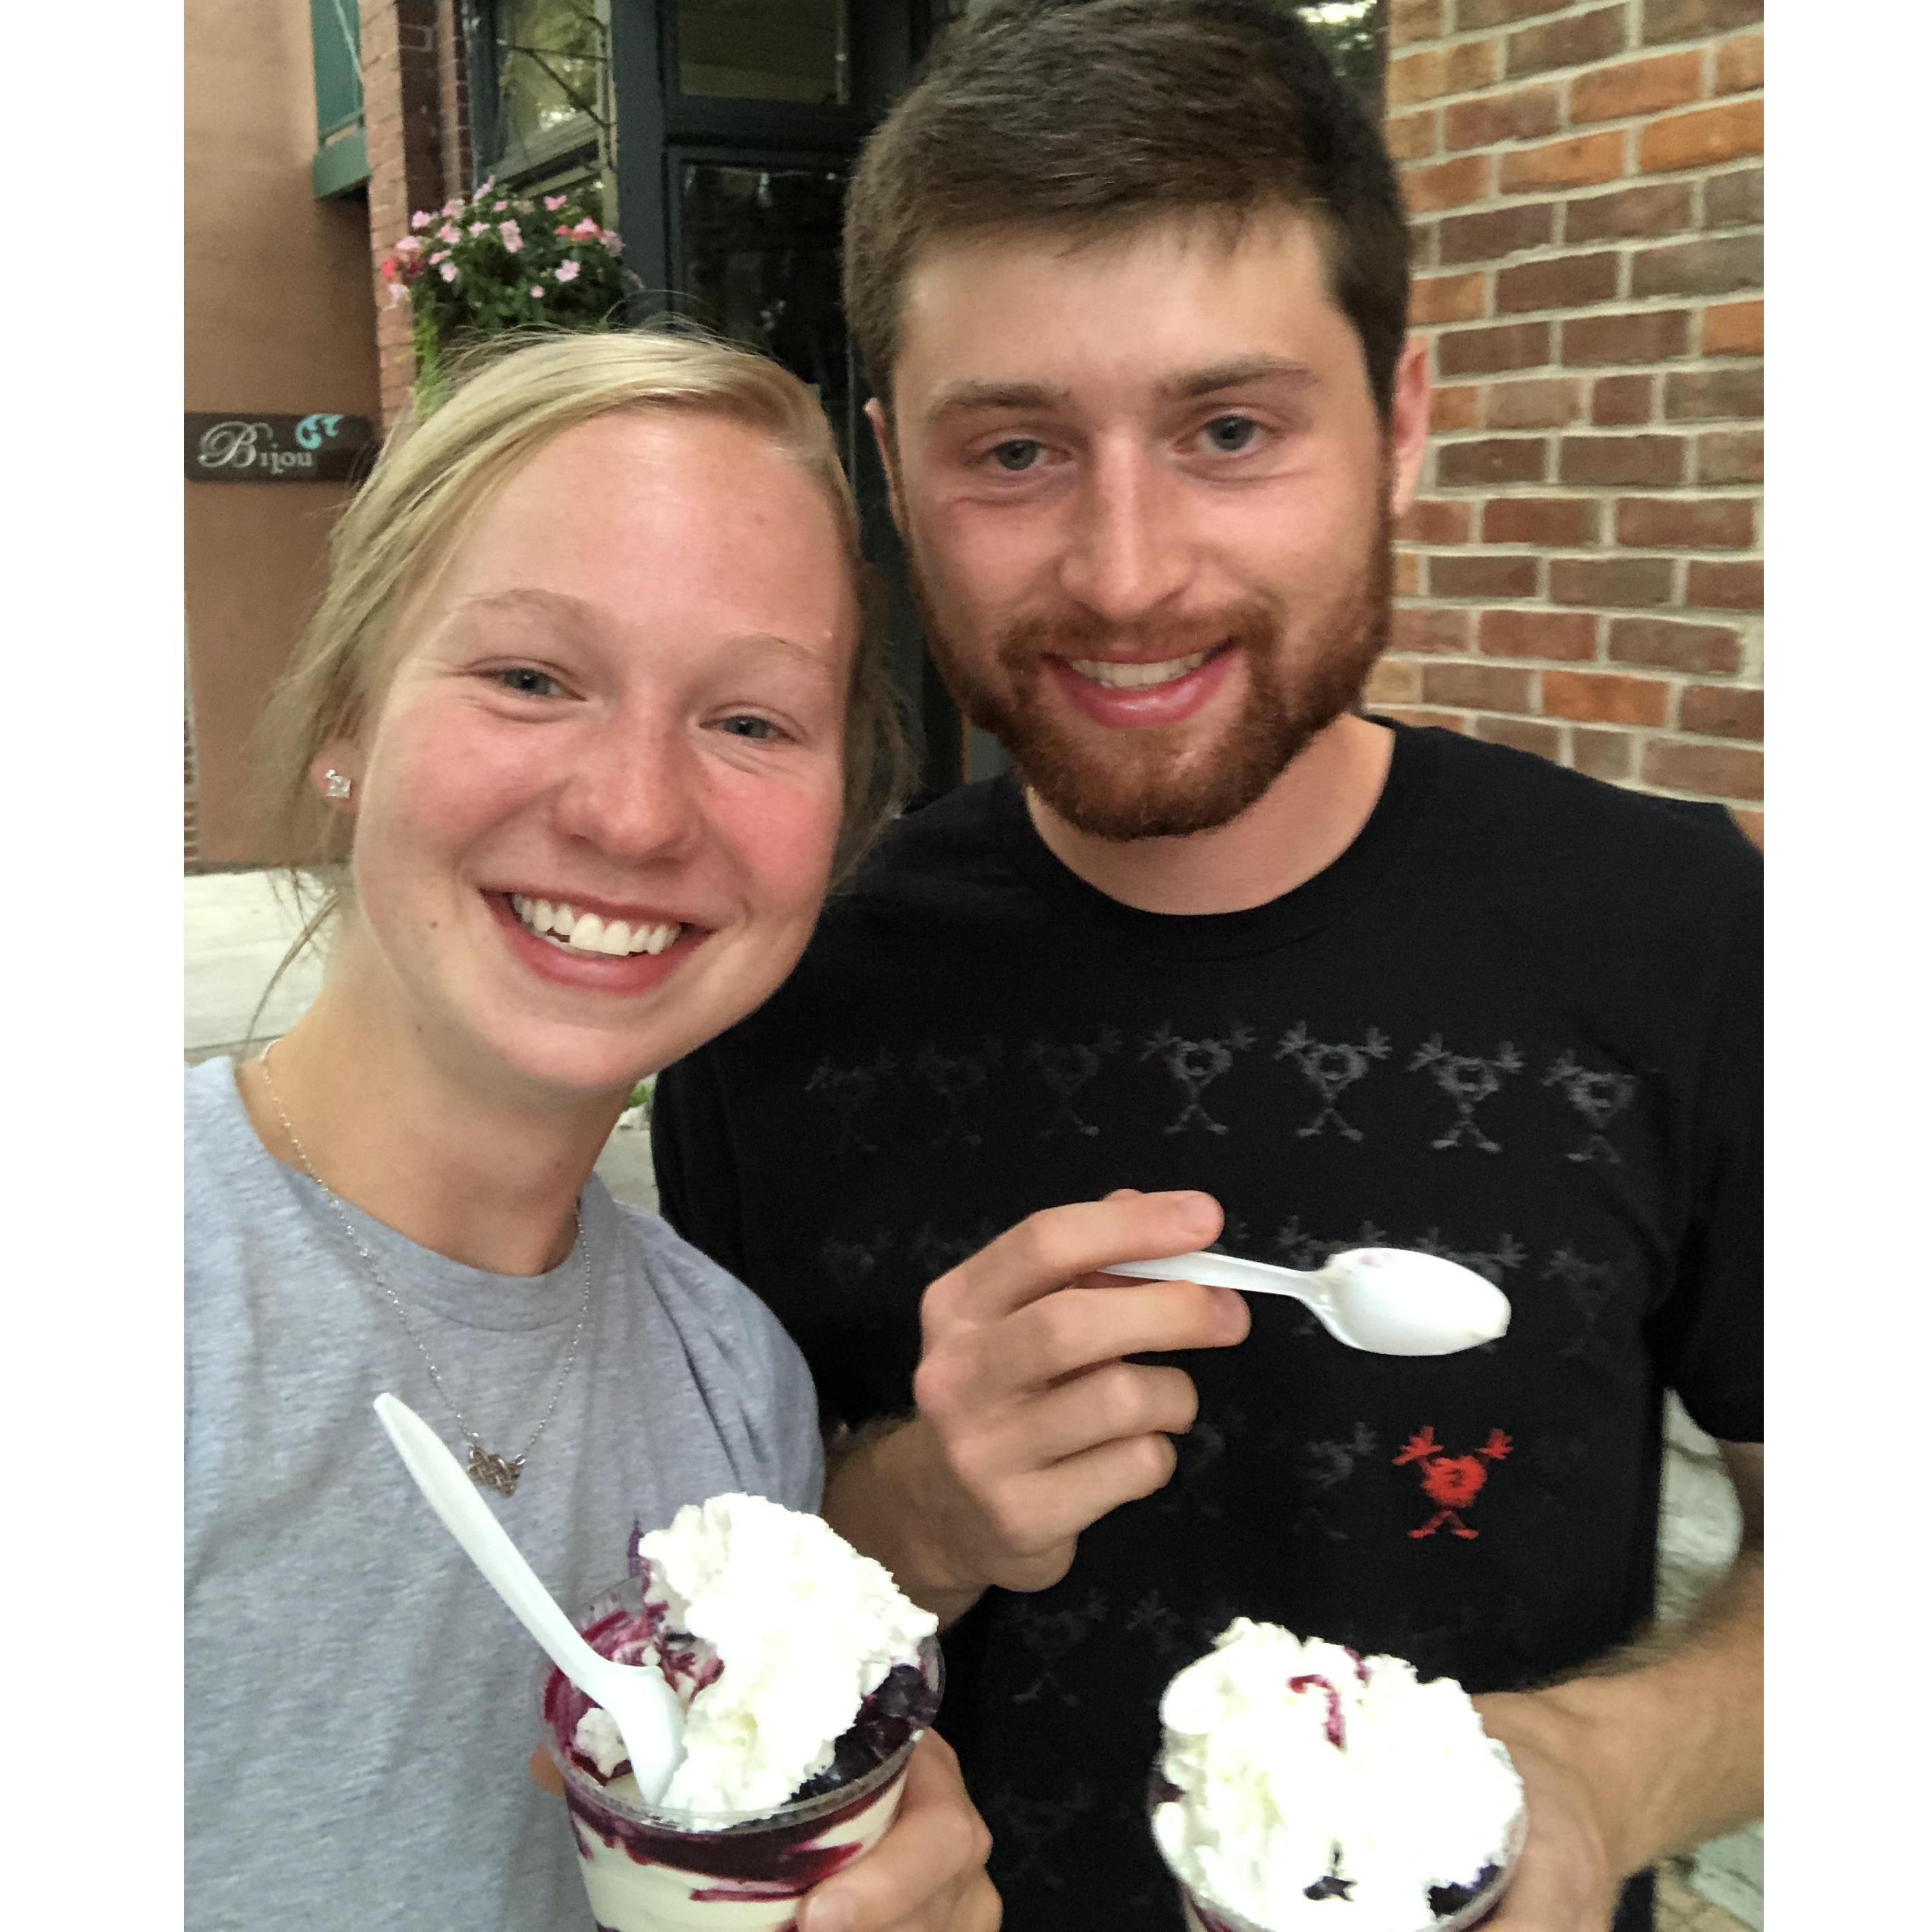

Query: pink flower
left=379, top=255, right=398, bottom=282
left=468, top=221, right=489, bottom=236
left=554, top=259, right=581, bottom=284
left=439, top=262, right=458, bottom=283
left=492, top=200, right=508, bottom=212
left=394, top=236, right=424, bottom=259
left=499, top=220, right=522, bottom=253
left=556, top=224, right=574, bottom=238
left=410, top=210, right=432, bottom=232
left=530, top=284, right=546, bottom=300
left=571, top=218, right=600, bottom=238
left=602, top=232, right=622, bottom=251
left=438, top=223, right=460, bottom=244
left=543, top=194, right=567, bottom=211
left=441, top=197, right=462, bottom=217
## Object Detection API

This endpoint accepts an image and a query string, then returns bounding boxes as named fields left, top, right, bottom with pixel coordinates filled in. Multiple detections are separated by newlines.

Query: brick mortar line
left=1387, top=663, right=1764, bottom=687
left=1394, top=597, right=1763, bottom=614
left=1392, top=13, right=1762, bottom=67
left=1397, top=705, right=1764, bottom=753
left=1416, top=89, right=1766, bottom=151
left=1409, top=172, right=1762, bottom=220
left=1402, top=538, right=1764, bottom=554
left=1416, top=255, right=1765, bottom=287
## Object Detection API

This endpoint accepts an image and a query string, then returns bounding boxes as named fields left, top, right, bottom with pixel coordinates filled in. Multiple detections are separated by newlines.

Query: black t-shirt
left=654, top=724, right=1762, bottom=1932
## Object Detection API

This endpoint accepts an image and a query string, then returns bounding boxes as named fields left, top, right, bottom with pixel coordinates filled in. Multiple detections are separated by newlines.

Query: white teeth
left=509, top=896, right=683, bottom=956
left=1071, top=650, right=1212, bottom=690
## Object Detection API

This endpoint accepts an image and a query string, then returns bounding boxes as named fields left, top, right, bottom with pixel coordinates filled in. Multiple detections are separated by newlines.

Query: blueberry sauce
left=1427, top=1860, right=1504, bottom=1920
left=1301, top=1844, right=1356, bottom=1902
left=1287, top=1673, right=1347, bottom=1748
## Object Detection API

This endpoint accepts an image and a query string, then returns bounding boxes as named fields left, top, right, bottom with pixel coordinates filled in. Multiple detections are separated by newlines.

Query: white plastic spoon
left=373, top=1392, right=684, bottom=1804
left=1100, top=1247, right=1509, bottom=1356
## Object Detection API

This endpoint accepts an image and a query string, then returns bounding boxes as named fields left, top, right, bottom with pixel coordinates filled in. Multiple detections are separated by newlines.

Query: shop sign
left=185, top=412, right=377, bottom=482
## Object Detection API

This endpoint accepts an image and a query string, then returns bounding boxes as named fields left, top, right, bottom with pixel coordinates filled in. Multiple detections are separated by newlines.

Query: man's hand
left=795, top=1730, right=999, bottom=1932
left=825, top=1190, right=1250, bottom=1619
left=1470, top=1443, right=1762, bottom=1930
left=1472, top=1692, right=1621, bottom=1932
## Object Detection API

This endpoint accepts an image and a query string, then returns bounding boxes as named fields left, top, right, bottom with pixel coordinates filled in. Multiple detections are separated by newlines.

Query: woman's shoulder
left=599, top=1193, right=809, bottom=1384
left=596, top=1189, right=823, bottom=1508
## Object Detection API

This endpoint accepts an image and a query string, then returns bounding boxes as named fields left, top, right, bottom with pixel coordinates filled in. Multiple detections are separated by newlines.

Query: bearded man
left=653, top=6, right=1763, bottom=1930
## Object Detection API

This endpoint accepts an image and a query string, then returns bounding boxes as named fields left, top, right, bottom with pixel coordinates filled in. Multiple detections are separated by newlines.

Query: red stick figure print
left=1393, top=1425, right=1512, bottom=1539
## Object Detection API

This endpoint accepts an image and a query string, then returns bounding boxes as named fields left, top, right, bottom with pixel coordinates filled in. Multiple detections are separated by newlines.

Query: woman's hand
left=530, top=1730, right=1000, bottom=1931
left=796, top=1730, right=1000, bottom=1932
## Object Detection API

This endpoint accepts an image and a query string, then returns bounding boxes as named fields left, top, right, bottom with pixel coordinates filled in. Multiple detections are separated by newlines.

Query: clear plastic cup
left=1148, top=1766, right=1527, bottom=1932
left=537, top=1575, right=943, bottom=1931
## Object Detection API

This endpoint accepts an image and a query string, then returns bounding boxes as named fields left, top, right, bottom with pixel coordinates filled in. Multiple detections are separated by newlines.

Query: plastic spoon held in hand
left=1100, top=1247, right=1509, bottom=1357
left=372, top=1392, right=684, bottom=1804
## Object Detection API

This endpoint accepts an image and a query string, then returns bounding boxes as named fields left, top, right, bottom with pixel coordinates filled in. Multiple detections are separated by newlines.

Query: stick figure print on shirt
left=1141, top=1022, right=1256, bottom=1135
left=1542, top=1051, right=1638, bottom=1163
left=803, top=1049, right=896, bottom=1154
left=982, top=1784, right=1098, bottom=1893
left=909, top=1219, right=1003, bottom=1284
left=1542, top=1248, right=1621, bottom=1368
left=1268, top=1218, right=1391, bottom=1337
left=817, top=1230, right=894, bottom=1293
left=1393, top=1425, right=1513, bottom=1538
left=1275, top=1023, right=1393, bottom=1139
left=1008, top=1590, right=1111, bottom=1706
left=912, top=1038, right=1002, bottom=1149
left=1023, top=1029, right=1121, bottom=1140
left=1294, top=1423, right=1381, bottom=1542
left=1408, top=1036, right=1525, bottom=1152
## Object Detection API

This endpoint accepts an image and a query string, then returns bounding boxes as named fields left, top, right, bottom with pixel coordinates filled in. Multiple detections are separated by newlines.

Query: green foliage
left=379, top=180, right=637, bottom=416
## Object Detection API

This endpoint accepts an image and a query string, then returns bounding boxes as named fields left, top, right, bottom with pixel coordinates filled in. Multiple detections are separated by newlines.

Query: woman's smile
left=483, top=887, right=710, bottom=996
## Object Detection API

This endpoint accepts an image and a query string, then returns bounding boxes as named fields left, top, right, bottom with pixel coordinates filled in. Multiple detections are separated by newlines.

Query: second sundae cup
left=1148, top=1619, right=1526, bottom=1932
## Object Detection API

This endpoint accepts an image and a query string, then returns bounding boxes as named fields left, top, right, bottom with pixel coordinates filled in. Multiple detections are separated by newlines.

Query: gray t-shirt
left=185, top=1056, right=823, bottom=1930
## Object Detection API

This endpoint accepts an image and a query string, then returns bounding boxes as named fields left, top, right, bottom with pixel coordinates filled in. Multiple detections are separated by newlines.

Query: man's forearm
left=821, top=1416, right=987, bottom=1628
left=1481, top=1547, right=1763, bottom=1881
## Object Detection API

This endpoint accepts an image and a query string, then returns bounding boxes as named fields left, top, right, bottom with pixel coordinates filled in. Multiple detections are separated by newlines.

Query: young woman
left=185, top=332, right=995, bottom=1932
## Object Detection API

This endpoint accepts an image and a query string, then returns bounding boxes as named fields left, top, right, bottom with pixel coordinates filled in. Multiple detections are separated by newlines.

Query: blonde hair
left=254, top=327, right=908, bottom=992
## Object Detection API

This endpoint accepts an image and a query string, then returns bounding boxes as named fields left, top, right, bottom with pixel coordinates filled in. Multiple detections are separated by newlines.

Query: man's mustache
left=996, top=594, right=1287, bottom=667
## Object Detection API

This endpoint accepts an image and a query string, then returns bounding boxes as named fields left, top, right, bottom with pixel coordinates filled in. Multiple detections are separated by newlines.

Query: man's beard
left=910, top=507, right=1394, bottom=842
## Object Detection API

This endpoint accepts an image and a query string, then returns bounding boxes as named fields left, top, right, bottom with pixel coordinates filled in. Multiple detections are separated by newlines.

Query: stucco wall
left=185, top=0, right=379, bottom=865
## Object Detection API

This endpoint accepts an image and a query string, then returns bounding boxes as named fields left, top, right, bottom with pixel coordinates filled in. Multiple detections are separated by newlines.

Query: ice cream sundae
left=1150, top=1619, right=1525, bottom=1932
left=538, top=1493, right=940, bottom=1930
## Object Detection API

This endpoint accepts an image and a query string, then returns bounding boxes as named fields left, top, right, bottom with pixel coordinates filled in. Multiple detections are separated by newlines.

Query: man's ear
left=864, top=398, right=908, bottom=538
left=1385, top=338, right=1431, bottom=523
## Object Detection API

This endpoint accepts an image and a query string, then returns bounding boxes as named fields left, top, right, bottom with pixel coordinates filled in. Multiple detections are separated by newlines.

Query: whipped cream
left=1152, top=1619, right=1523, bottom=1932
left=575, top=1493, right=936, bottom=1816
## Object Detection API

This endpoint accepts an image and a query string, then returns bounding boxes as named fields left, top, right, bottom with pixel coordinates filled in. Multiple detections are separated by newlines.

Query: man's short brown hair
left=844, top=0, right=1411, bottom=419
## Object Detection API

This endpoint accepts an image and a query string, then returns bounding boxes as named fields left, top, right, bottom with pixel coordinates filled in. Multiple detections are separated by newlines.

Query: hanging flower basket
left=380, top=181, right=638, bottom=417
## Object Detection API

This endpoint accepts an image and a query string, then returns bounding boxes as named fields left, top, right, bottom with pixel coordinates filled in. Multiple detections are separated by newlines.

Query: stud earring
left=323, top=769, right=353, bottom=800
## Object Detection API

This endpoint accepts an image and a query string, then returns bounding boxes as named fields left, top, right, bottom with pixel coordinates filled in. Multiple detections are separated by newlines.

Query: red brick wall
left=362, top=1, right=460, bottom=425
left=1375, top=0, right=1764, bottom=844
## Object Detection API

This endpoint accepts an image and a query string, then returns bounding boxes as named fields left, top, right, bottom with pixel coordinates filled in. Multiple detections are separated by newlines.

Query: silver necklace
left=258, top=1043, right=592, bottom=1498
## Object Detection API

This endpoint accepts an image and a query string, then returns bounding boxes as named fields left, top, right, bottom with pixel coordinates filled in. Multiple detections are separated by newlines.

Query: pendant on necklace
left=467, top=1444, right=523, bottom=1496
